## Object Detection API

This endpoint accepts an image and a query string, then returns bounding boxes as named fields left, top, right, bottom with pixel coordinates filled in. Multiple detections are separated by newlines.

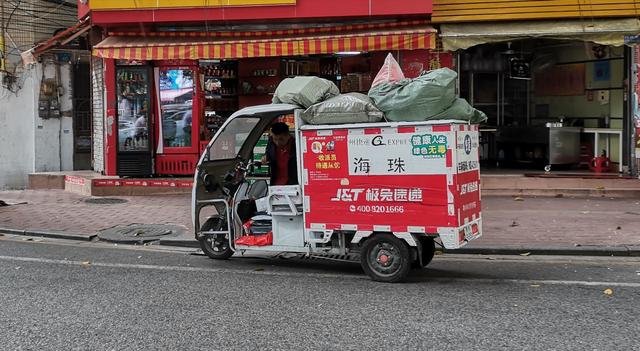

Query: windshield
left=208, top=117, right=261, bottom=161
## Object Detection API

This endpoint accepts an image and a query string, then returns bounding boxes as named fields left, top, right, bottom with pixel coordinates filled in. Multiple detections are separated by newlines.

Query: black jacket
left=265, top=139, right=298, bottom=185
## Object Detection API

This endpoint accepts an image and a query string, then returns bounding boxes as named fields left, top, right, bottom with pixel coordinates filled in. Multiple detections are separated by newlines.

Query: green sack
left=368, top=68, right=458, bottom=122
left=272, top=76, right=340, bottom=108
left=300, top=93, right=384, bottom=125
left=429, top=98, right=488, bottom=124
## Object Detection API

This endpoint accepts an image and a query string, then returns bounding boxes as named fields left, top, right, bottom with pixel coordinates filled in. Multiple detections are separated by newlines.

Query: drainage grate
left=114, top=226, right=173, bottom=238
left=97, top=224, right=185, bottom=243
left=85, top=198, right=128, bottom=205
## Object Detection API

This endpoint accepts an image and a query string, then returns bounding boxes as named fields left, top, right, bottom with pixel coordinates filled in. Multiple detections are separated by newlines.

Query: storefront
left=631, top=43, right=640, bottom=175
left=437, top=19, right=640, bottom=175
left=84, top=1, right=444, bottom=176
left=78, top=0, right=441, bottom=177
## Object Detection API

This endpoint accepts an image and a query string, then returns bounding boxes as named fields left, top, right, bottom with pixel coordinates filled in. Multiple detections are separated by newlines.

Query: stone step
left=28, top=172, right=640, bottom=198
left=28, top=173, right=65, bottom=190
left=29, top=172, right=192, bottom=196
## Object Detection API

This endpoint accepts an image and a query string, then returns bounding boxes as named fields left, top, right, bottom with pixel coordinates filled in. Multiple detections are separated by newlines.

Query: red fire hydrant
left=589, top=151, right=611, bottom=173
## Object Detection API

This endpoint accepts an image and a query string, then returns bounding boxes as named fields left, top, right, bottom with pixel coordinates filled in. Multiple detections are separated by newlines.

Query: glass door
left=159, top=67, right=196, bottom=153
left=116, top=65, right=153, bottom=176
left=117, top=67, right=150, bottom=152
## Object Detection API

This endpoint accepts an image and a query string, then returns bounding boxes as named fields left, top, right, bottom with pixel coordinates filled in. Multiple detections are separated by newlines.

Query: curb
left=0, top=227, right=96, bottom=241
left=157, top=238, right=199, bottom=248
left=446, top=245, right=640, bottom=257
left=3, top=227, right=639, bottom=257
left=1, top=226, right=197, bottom=247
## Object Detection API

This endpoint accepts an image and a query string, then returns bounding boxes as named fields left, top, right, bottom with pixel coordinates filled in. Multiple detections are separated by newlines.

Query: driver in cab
left=261, top=122, right=298, bottom=186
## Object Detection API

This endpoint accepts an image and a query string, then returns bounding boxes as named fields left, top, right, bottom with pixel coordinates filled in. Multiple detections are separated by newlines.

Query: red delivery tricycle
left=192, top=104, right=482, bottom=282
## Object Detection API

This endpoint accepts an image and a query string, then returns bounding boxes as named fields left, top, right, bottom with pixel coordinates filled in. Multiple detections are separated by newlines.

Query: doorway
left=73, top=62, right=92, bottom=170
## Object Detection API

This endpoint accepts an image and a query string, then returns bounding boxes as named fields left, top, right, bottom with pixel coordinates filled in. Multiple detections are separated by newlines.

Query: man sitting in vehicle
left=261, top=122, right=298, bottom=185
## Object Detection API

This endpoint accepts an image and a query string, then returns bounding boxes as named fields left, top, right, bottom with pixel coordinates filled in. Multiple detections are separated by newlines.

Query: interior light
left=335, top=51, right=363, bottom=56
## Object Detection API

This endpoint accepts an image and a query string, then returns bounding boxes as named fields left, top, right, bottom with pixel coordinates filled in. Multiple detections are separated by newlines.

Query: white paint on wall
left=59, top=63, right=74, bottom=115
left=91, top=58, right=105, bottom=172
left=59, top=63, right=74, bottom=171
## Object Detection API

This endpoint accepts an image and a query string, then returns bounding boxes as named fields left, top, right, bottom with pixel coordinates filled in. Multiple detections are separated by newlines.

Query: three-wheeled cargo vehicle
left=192, top=104, right=482, bottom=282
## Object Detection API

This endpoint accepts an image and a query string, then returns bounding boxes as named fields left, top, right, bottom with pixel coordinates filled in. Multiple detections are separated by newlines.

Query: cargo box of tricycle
left=300, top=120, right=481, bottom=249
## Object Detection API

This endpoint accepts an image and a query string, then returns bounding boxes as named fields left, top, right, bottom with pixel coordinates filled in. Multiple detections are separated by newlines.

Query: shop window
left=159, top=69, right=194, bottom=148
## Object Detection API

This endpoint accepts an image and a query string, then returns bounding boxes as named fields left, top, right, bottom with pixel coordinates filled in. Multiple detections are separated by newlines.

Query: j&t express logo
left=411, top=134, right=448, bottom=158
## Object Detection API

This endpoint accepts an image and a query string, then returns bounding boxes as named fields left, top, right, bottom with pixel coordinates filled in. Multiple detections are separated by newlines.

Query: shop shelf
left=120, top=93, right=148, bottom=97
left=204, top=76, right=237, bottom=80
left=239, top=93, right=275, bottom=96
left=205, top=95, right=237, bottom=100
left=239, top=75, right=279, bottom=79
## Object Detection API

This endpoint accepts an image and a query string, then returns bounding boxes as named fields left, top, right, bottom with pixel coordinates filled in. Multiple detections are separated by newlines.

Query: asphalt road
left=1, top=235, right=639, bottom=351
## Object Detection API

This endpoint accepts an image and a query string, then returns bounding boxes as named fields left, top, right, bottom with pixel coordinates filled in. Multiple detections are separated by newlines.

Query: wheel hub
left=369, top=243, right=401, bottom=275
left=206, top=236, right=229, bottom=252
left=377, top=251, right=392, bottom=266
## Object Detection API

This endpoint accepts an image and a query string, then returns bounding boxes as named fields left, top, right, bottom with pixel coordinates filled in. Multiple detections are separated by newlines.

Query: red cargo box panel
left=301, top=122, right=481, bottom=245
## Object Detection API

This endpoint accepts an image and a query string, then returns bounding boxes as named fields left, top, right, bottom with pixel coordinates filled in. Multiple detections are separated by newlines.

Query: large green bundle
left=300, top=93, right=384, bottom=125
left=368, top=67, right=486, bottom=123
left=430, top=98, right=488, bottom=124
left=272, top=76, right=340, bottom=108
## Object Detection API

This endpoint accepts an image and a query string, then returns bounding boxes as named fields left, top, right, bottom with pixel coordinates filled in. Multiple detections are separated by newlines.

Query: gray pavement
left=1, top=236, right=639, bottom=350
left=1, top=189, right=640, bottom=254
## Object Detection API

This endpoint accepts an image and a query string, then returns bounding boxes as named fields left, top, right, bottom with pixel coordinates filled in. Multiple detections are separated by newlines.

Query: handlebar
left=235, top=160, right=262, bottom=173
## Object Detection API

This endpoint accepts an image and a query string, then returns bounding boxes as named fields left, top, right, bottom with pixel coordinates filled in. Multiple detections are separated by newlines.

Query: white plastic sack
left=371, top=53, right=405, bottom=88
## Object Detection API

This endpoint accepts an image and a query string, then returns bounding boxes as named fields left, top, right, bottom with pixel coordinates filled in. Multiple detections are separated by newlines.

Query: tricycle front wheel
left=198, top=218, right=233, bottom=260
left=360, top=233, right=411, bottom=283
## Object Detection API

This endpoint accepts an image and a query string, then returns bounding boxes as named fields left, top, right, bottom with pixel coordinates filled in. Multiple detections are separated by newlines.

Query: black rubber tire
left=198, top=218, right=233, bottom=260
left=360, top=233, right=412, bottom=283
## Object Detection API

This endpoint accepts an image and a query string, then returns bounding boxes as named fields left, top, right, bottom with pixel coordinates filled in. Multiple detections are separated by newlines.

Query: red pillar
left=104, top=59, right=117, bottom=176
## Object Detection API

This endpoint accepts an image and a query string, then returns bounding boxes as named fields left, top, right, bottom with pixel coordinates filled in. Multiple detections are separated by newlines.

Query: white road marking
left=0, top=255, right=355, bottom=280
left=1, top=255, right=640, bottom=288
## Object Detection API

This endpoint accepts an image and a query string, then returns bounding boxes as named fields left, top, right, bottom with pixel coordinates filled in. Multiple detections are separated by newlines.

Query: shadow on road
left=199, top=254, right=500, bottom=283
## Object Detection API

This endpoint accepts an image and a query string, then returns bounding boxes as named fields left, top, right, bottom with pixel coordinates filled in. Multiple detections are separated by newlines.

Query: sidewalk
left=1, top=189, right=639, bottom=255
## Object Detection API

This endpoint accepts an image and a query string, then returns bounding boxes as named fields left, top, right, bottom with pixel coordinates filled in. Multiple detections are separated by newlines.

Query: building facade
left=1, top=0, right=91, bottom=189
left=433, top=0, right=640, bottom=176
left=82, top=0, right=445, bottom=177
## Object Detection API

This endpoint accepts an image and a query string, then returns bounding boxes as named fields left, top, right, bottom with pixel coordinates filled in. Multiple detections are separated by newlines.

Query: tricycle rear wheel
left=360, top=233, right=411, bottom=283
left=198, top=218, right=233, bottom=260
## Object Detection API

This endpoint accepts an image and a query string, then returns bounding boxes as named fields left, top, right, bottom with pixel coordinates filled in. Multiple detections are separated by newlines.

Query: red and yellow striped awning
left=93, top=23, right=436, bottom=60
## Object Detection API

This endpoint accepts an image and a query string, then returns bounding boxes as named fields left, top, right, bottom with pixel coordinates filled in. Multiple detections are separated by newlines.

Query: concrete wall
left=0, top=60, right=75, bottom=189
left=32, top=59, right=74, bottom=174
left=0, top=71, right=37, bottom=189
left=1, top=1, right=84, bottom=188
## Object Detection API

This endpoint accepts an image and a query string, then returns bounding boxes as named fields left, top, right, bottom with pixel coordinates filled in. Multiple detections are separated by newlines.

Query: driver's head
left=270, top=122, right=291, bottom=148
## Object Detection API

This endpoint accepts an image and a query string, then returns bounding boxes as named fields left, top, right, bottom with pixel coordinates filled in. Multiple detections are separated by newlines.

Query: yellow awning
left=93, top=21, right=436, bottom=60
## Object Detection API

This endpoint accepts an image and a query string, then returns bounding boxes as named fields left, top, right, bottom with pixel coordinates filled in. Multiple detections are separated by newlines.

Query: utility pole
left=1, top=0, right=5, bottom=71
